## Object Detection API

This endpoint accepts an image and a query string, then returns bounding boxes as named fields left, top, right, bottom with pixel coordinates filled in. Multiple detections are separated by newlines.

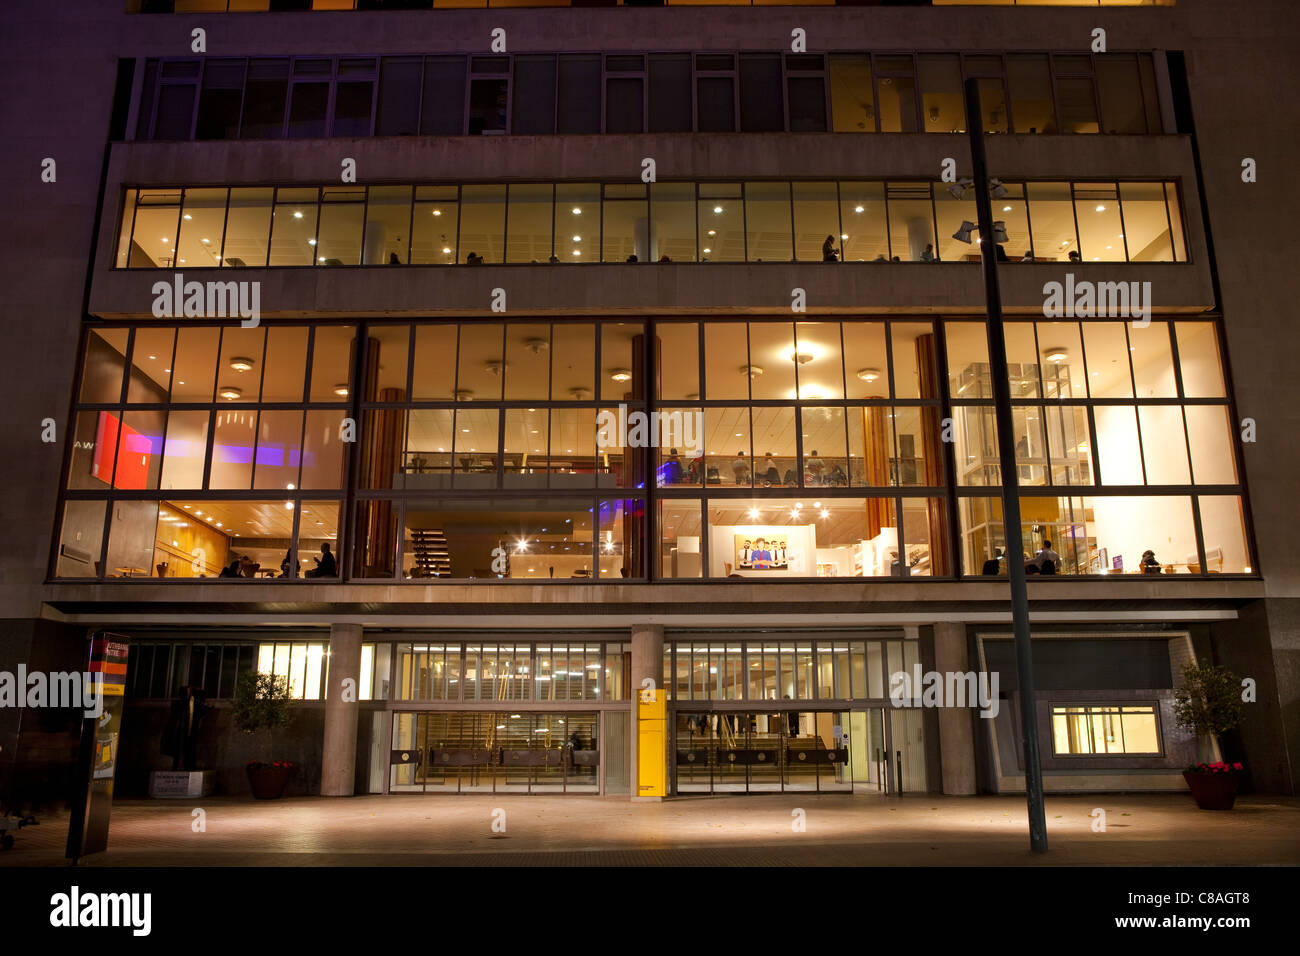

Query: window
left=513, top=55, right=557, bottom=135
left=1051, top=704, right=1160, bottom=755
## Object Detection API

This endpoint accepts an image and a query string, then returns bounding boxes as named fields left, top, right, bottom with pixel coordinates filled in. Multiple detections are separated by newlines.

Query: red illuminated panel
left=93, top=412, right=151, bottom=489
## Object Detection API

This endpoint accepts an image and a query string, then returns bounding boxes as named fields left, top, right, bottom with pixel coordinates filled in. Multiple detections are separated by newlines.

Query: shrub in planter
left=1173, top=663, right=1246, bottom=809
left=1182, top=762, right=1244, bottom=811
left=232, top=672, right=294, bottom=799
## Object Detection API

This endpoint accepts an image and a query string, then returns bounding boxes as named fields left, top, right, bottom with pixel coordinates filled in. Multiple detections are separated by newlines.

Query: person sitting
left=625, top=254, right=638, bottom=263
left=1020, top=250, right=1034, bottom=263
left=658, top=254, right=672, bottom=263
left=822, top=235, right=838, bottom=262
left=731, top=451, right=751, bottom=485
left=279, top=549, right=297, bottom=579
left=1067, top=251, right=1080, bottom=262
left=804, top=449, right=825, bottom=485
left=662, top=448, right=684, bottom=485
left=466, top=251, right=483, bottom=265
left=219, top=560, right=241, bottom=579
left=825, top=463, right=848, bottom=486
left=305, top=542, right=336, bottom=579
left=920, top=243, right=935, bottom=262
left=995, top=244, right=1009, bottom=262
left=981, top=549, right=1003, bottom=576
left=1026, top=539, right=1061, bottom=575
left=760, top=453, right=780, bottom=486
left=1140, top=549, right=1162, bottom=574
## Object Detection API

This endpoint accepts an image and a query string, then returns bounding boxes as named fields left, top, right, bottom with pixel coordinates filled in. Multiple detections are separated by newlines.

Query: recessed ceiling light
left=308, top=239, right=317, bottom=246
left=854, top=205, right=864, bottom=213
left=229, top=356, right=255, bottom=372
left=333, top=383, right=349, bottom=397
left=183, top=214, right=192, bottom=221
left=218, top=385, right=242, bottom=400
left=572, top=207, right=582, bottom=215
left=857, top=368, right=881, bottom=382
left=707, top=230, right=716, bottom=236
left=572, top=235, right=581, bottom=242
left=1095, top=204, right=1106, bottom=212
left=148, top=354, right=156, bottom=360
left=572, top=249, right=581, bottom=256
left=1044, top=347, right=1068, bottom=363
left=713, top=206, right=724, bottom=214
left=293, top=210, right=304, bottom=219
left=200, top=238, right=210, bottom=244
left=1002, top=205, right=1012, bottom=212
left=610, top=368, right=632, bottom=382
left=160, top=237, right=169, bottom=243
left=432, top=209, right=442, bottom=216
left=793, top=352, right=814, bottom=365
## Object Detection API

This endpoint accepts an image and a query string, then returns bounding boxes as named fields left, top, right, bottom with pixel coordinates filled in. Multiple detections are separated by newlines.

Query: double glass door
left=390, top=711, right=599, bottom=793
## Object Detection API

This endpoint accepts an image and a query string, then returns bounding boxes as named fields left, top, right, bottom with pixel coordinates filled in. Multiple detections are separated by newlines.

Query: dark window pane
left=154, top=83, right=196, bottom=140
left=1007, top=54, right=1055, bottom=134
left=787, top=76, right=826, bottom=132
left=740, top=54, right=783, bottom=132
left=471, top=56, right=510, bottom=74
left=377, top=56, right=422, bottom=136
left=558, top=55, right=601, bottom=134
left=606, top=55, right=644, bottom=72
left=468, top=79, right=508, bottom=134
left=288, top=82, right=329, bottom=138
left=1096, top=54, right=1146, bottom=134
left=697, top=76, right=735, bottom=132
left=1057, top=76, right=1099, bottom=133
left=196, top=59, right=245, bottom=140
left=513, top=55, right=556, bottom=135
left=137, top=60, right=159, bottom=139
left=333, top=80, right=374, bottom=136
left=606, top=77, right=643, bottom=133
left=649, top=54, right=691, bottom=133
left=696, top=55, right=734, bottom=72
left=161, top=60, right=200, bottom=80
left=421, top=56, right=466, bottom=135
left=1139, top=54, right=1161, bottom=133
left=241, top=59, right=288, bottom=139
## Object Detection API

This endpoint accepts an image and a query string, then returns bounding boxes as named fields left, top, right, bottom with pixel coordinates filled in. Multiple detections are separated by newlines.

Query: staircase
left=410, top=529, right=452, bottom=578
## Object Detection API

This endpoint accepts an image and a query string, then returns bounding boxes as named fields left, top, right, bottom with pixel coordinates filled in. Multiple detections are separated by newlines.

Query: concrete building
left=1, top=0, right=1296, bottom=806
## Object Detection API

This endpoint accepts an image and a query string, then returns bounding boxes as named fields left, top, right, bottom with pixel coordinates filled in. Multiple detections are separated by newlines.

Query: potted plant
left=1173, top=662, right=1246, bottom=810
left=232, top=670, right=295, bottom=800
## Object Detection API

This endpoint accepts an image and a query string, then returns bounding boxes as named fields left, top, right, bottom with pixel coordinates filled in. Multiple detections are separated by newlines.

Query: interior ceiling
left=163, top=500, right=339, bottom=540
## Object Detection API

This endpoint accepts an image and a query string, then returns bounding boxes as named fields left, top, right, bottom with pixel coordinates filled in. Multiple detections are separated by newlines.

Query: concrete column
left=320, top=623, right=363, bottom=797
left=629, top=623, right=665, bottom=800
left=933, top=622, right=977, bottom=795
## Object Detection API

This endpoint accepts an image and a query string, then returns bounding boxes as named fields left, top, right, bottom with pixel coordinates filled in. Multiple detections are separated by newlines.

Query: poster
left=735, top=533, right=789, bottom=571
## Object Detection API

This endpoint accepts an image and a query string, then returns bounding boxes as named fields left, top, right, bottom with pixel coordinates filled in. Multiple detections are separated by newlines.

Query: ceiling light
left=485, top=360, right=506, bottom=375
left=572, top=235, right=581, bottom=242
left=702, top=248, right=711, bottom=254
left=841, top=234, right=849, bottom=240
left=741, top=364, right=764, bottom=378
left=1002, top=205, right=1012, bottom=212
left=568, top=387, right=590, bottom=400
left=1043, top=347, right=1069, bottom=363
left=854, top=205, right=864, bottom=213
left=229, top=356, right=255, bottom=372
left=455, top=389, right=473, bottom=401
left=333, top=383, right=348, bottom=397
left=713, top=205, right=723, bottom=214
left=952, top=220, right=975, bottom=244
left=572, top=250, right=581, bottom=256
left=284, top=501, right=294, bottom=510
left=200, top=238, right=210, bottom=244
left=610, top=368, right=632, bottom=382
left=820, top=509, right=830, bottom=519
left=432, top=209, right=442, bottom=216
left=747, top=508, right=760, bottom=520
left=793, top=352, right=814, bottom=365
left=707, top=229, right=716, bottom=236
left=183, top=214, right=192, bottom=221
left=218, top=385, right=242, bottom=400
left=293, top=210, right=304, bottom=219
left=442, top=246, right=451, bottom=254
left=572, top=207, right=582, bottom=215
left=857, top=368, right=881, bottom=382
left=1095, top=204, right=1106, bottom=212
left=286, top=483, right=295, bottom=490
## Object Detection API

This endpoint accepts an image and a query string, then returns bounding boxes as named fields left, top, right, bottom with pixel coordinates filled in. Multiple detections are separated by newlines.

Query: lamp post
left=963, top=76, right=1048, bottom=853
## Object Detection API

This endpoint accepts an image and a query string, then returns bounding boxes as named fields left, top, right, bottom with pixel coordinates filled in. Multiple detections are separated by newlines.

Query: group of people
left=981, top=540, right=1062, bottom=576
left=660, top=449, right=848, bottom=488
left=217, top=543, right=336, bottom=579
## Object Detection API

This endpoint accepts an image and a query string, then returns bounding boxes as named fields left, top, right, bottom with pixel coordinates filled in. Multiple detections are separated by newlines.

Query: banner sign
left=66, top=632, right=130, bottom=861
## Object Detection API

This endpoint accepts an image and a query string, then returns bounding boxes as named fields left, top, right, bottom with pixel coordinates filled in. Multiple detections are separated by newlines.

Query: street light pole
left=963, top=76, right=1048, bottom=853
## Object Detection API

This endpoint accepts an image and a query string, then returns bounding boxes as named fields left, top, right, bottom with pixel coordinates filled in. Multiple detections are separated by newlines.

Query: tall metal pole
left=963, top=77, right=1048, bottom=852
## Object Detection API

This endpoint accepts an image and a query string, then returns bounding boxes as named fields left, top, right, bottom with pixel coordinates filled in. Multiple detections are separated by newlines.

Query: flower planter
left=1183, top=768, right=1239, bottom=810
left=246, top=763, right=292, bottom=800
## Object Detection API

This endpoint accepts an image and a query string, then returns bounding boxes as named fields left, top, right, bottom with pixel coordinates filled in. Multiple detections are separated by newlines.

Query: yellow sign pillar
left=636, top=692, right=666, bottom=797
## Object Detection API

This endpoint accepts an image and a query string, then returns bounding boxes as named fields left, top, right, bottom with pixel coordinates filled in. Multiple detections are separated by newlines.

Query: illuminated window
left=1051, top=704, right=1160, bottom=755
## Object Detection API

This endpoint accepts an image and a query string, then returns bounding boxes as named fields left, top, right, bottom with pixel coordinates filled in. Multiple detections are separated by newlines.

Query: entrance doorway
left=674, top=708, right=889, bottom=794
left=389, top=711, right=599, bottom=793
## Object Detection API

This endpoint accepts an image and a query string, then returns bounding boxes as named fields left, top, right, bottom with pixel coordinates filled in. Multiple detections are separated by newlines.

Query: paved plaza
left=3, top=792, right=1298, bottom=867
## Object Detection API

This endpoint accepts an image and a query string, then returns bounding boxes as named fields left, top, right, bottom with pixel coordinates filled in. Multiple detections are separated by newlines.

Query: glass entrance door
left=673, top=709, right=854, bottom=794
left=389, top=711, right=598, bottom=793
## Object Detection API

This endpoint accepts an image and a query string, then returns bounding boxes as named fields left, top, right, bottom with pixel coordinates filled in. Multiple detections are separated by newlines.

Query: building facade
left=1, top=0, right=1297, bottom=803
